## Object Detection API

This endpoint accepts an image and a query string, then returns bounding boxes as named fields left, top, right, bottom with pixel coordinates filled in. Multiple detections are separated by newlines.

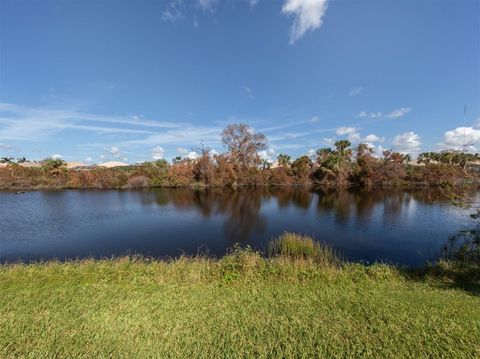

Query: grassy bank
left=1, top=239, right=479, bottom=358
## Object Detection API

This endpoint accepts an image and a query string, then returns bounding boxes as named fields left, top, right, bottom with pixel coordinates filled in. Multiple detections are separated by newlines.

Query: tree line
left=1, top=123, right=479, bottom=189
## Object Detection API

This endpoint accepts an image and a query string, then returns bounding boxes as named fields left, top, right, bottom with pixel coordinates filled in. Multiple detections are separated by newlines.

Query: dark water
left=0, top=188, right=476, bottom=265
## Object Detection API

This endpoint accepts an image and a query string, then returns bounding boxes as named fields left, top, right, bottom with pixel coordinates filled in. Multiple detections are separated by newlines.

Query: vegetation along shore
left=1, top=123, right=479, bottom=190
left=1, top=233, right=479, bottom=358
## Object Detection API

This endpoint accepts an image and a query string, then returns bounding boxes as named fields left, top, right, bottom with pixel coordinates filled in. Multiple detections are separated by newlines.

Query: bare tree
left=221, top=123, right=267, bottom=169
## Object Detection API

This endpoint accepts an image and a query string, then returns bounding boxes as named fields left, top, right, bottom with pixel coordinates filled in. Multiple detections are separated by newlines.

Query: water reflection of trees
left=135, top=187, right=468, bottom=244
left=314, top=187, right=456, bottom=223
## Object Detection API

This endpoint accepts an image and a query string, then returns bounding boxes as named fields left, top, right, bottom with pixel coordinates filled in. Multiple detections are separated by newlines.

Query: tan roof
left=96, top=161, right=129, bottom=168
left=66, top=162, right=88, bottom=169
left=18, top=162, right=41, bottom=168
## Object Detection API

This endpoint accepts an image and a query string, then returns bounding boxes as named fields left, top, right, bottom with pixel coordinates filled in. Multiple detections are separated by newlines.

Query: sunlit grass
left=268, top=232, right=338, bottom=265
left=1, top=237, right=479, bottom=358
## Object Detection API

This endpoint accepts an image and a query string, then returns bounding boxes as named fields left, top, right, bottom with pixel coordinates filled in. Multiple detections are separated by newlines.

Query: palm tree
left=314, top=141, right=353, bottom=186
left=277, top=153, right=291, bottom=167
left=334, top=140, right=352, bottom=157
left=0, top=157, right=14, bottom=163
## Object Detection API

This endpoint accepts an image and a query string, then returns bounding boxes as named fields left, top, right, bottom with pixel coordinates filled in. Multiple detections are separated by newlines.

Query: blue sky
left=0, top=0, right=479, bottom=163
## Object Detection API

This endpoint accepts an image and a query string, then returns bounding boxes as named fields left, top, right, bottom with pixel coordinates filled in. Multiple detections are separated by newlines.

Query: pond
left=0, top=188, right=476, bottom=265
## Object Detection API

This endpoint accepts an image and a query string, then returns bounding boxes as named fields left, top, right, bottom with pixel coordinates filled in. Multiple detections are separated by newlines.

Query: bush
left=41, top=158, right=67, bottom=176
left=268, top=232, right=338, bottom=266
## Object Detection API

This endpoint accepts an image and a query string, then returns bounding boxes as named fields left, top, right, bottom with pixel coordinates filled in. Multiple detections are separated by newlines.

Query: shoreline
left=1, top=249, right=479, bottom=357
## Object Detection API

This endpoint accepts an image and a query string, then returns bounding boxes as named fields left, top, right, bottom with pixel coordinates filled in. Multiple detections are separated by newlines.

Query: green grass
left=268, top=232, right=339, bottom=265
left=1, top=247, right=479, bottom=358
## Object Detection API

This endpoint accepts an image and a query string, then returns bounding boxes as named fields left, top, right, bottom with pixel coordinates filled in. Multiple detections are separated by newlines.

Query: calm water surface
left=0, top=188, right=476, bottom=265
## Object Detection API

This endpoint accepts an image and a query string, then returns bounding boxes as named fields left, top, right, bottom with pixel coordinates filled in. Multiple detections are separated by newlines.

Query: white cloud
left=151, top=146, right=165, bottom=160
left=307, top=148, right=316, bottom=158
left=440, top=127, right=480, bottom=151
left=0, top=143, right=13, bottom=151
left=365, top=143, right=387, bottom=158
left=335, top=127, right=384, bottom=145
left=349, top=87, right=363, bottom=96
left=177, top=147, right=188, bottom=155
left=0, top=102, right=179, bottom=141
left=386, top=107, right=412, bottom=119
left=309, top=116, right=319, bottom=123
left=336, top=127, right=357, bottom=136
left=107, top=146, right=121, bottom=157
left=248, top=0, right=259, bottom=7
left=198, top=0, right=217, bottom=11
left=244, top=87, right=255, bottom=100
left=175, top=147, right=199, bottom=160
left=187, top=151, right=199, bottom=160
left=363, top=134, right=384, bottom=143
left=356, top=108, right=412, bottom=120
left=51, top=154, right=63, bottom=160
left=393, top=132, right=421, bottom=155
left=122, top=126, right=222, bottom=147
left=282, top=0, right=329, bottom=44
left=85, top=157, right=93, bottom=163
left=162, top=0, right=185, bottom=23
left=323, top=137, right=335, bottom=145
left=259, top=148, right=276, bottom=163
left=356, top=111, right=382, bottom=118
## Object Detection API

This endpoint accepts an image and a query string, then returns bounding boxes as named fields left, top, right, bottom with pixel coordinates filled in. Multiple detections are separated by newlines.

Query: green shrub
left=268, top=232, right=338, bottom=266
left=41, top=158, right=67, bottom=176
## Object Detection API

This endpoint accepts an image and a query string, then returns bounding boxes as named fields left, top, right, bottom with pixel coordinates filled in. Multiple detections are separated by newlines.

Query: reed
left=268, top=232, right=338, bottom=265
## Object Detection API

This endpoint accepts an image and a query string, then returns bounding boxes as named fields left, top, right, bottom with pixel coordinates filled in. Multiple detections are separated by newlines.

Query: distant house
left=95, top=161, right=129, bottom=168
left=18, top=162, right=41, bottom=168
left=66, top=162, right=88, bottom=169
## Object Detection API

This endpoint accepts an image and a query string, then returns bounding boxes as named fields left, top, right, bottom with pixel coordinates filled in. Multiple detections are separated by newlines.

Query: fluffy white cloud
left=51, top=154, right=63, bottom=160
left=356, top=111, right=382, bottom=118
left=335, top=127, right=384, bottom=145
left=107, top=146, right=121, bottom=158
left=393, top=132, right=421, bottom=155
left=365, top=143, right=387, bottom=158
left=187, top=151, right=199, bottom=160
left=336, top=127, right=360, bottom=143
left=386, top=107, right=412, bottom=119
left=363, top=134, right=384, bottom=143
left=349, top=87, right=363, bottom=96
left=248, top=0, right=259, bottom=8
left=151, top=146, right=165, bottom=160
left=282, top=0, right=329, bottom=44
left=85, top=157, right=93, bottom=163
left=259, top=148, right=276, bottom=163
left=441, top=127, right=480, bottom=151
left=336, top=127, right=357, bottom=136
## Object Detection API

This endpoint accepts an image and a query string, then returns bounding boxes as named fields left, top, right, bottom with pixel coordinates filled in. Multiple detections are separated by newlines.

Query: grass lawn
left=1, top=250, right=479, bottom=358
